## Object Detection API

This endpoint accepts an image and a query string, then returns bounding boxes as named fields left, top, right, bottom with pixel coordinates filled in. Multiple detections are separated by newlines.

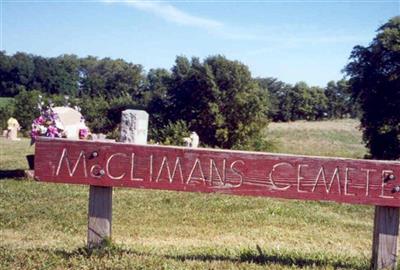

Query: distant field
left=267, top=119, right=367, bottom=158
left=0, top=97, right=14, bottom=108
left=0, top=120, right=376, bottom=269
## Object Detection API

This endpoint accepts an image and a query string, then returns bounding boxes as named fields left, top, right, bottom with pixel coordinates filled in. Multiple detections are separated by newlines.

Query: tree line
left=0, top=51, right=358, bottom=150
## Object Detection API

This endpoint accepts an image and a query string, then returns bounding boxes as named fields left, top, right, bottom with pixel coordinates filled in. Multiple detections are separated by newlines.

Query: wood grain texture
left=371, top=206, right=400, bottom=270
left=35, top=137, right=400, bottom=207
left=87, top=185, right=112, bottom=249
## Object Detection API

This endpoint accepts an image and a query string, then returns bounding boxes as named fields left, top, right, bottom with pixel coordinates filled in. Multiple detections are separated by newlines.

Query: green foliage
left=0, top=100, right=15, bottom=130
left=78, top=95, right=142, bottom=136
left=308, top=86, right=328, bottom=120
left=325, top=80, right=358, bottom=119
left=149, top=120, right=191, bottom=146
left=256, top=77, right=288, bottom=121
left=1, top=50, right=365, bottom=146
left=257, top=77, right=358, bottom=122
left=106, top=96, right=144, bottom=139
left=49, top=94, right=78, bottom=108
left=78, top=96, right=111, bottom=134
left=0, top=52, right=146, bottom=100
left=345, top=16, right=400, bottom=160
left=13, top=89, right=41, bottom=131
left=258, top=79, right=329, bottom=122
left=79, top=57, right=146, bottom=99
left=144, top=68, right=171, bottom=133
left=165, top=55, right=270, bottom=150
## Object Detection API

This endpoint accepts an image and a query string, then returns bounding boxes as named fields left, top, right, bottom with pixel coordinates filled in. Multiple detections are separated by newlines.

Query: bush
left=79, top=96, right=111, bottom=134
left=149, top=120, right=191, bottom=146
left=165, top=56, right=270, bottom=150
left=0, top=102, right=15, bottom=131
left=13, top=90, right=41, bottom=131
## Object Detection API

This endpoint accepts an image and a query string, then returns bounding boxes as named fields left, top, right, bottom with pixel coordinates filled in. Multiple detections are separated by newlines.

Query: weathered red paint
left=34, top=137, right=400, bottom=207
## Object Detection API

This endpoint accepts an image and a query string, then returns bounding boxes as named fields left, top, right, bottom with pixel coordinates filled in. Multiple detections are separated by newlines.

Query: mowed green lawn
left=0, top=97, right=14, bottom=108
left=0, top=119, right=380, bottom=269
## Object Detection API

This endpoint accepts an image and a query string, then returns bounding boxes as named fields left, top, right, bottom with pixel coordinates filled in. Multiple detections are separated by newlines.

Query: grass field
left=267, top=119, right=367, bottom=158
left=0, top=97, right=14, bottom=108
left=0, top=119, right=381, bottom=269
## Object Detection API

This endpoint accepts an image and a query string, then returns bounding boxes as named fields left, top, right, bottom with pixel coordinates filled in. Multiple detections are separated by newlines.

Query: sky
left=1, top=0, right=399, bottom=86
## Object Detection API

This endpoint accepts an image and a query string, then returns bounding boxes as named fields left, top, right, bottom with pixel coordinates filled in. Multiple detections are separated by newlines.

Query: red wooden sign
left=34, top=137, right=400, bottom=207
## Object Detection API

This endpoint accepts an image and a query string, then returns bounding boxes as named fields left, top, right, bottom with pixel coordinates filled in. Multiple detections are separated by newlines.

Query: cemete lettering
left=35, top=137, right=400, bottom=207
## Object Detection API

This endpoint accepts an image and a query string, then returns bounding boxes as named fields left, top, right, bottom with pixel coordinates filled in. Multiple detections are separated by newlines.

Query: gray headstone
left=120, top=110, right=148, bottom=144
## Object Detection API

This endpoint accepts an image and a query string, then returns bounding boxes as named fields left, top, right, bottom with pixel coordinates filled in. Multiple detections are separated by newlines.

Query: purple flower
left=79, top=128, right=89, bottom=139
left=30, top=129, right=39, bottom=139
left=46, top=125, right=60, bottom=138
left=30, top=104, right=64, bottom=143
left=33, top=116, right=45, bottom=125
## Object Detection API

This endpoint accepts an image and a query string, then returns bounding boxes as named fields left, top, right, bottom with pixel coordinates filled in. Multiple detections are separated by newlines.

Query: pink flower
left=30, top=129, right=39, bottom=139
left=79, top=128, right=89, bottom=139
left=33, top=116, right=45, bottom=125
left=46, top=125, right=60, bottom=138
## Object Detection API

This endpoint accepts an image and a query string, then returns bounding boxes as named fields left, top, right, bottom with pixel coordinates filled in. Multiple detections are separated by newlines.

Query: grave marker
left=87, top=110, right=148, bottom=248
left=6, top=117, right=20, bottom=141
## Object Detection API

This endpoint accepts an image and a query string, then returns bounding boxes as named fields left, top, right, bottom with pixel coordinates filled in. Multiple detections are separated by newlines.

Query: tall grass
left=267, top=119, right=367, bottom=158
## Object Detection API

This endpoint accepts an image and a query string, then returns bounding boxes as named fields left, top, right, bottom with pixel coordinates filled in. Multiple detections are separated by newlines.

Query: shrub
left=149, top=120, right=191, bottom=146
left=78, top=96, right=111, bottom=134
left=0, top=102, right=15, bottom=131
left=13, top=90, right=41, bottom=131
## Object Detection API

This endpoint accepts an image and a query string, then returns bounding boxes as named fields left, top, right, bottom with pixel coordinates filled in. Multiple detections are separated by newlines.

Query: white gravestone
left=183, top=132, right=199, bottom=148
left=7, top=117, right=21, bottom=141
left=87, top=109, right=149, bottom=249
left=52, top=107, right=87, bottom=139
left=120, top=110, right=149, bottom=145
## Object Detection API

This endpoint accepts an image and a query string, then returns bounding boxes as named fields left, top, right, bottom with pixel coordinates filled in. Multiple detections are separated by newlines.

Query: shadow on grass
left=30, top=244, right=368, bottom=270
left=0, top=170, right=26, bottom=180
left=170, top=245, right=368, bottom=270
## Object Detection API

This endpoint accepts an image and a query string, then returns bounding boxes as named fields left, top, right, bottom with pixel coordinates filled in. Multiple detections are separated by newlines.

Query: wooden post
left=371, top=206, right=400, bottom=269
left=87, top=185, right=113, bottom=249
left=87, top=109, right=148, bottom=249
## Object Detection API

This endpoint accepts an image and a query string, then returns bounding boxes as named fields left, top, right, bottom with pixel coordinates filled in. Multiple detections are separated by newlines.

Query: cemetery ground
left=0, top=119, right=378, bottom=269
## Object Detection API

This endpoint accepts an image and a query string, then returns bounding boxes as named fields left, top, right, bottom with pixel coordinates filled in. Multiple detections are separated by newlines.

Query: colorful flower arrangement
left=30, top=96, right=90, bottom=144
left=30, top=107, right=64, bottom=143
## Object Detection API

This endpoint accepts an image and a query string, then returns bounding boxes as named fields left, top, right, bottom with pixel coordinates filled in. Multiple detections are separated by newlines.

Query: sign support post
left=87, top=109, right=148, bottom=249
left=87, top=185, right=112, bottom=248
left=371, top=206, right=400, bottom=270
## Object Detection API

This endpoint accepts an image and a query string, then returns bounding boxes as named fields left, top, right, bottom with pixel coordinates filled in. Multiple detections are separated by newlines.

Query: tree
left=14, top=90, right=41, bottom=131
left=51, top=55, right=80, bottom=96
left=165, top=55, right=269, bottom=150
left=256, top=77, right=290, bottom=121
left=345, top=16, right=400, bottom=160
left=256, top=78, right=329, bottom=122
left=79, top=57, right=145, bottom=99
left=10, top=52, right=35, bottom=89
left=143, top=68, right=172, bottom=139
left=0, top=52, right=35, bottom=96
left=79, top=96, right=111, bottom=134
left=0, top=51, right=13, bottom=96
left=205, top=56, right=269, bottom=149
left=289, top=82, right=313, bottom=121
left=325, top=79, right=356, bottom=118
left=309, top=86, right=328, bottom=120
